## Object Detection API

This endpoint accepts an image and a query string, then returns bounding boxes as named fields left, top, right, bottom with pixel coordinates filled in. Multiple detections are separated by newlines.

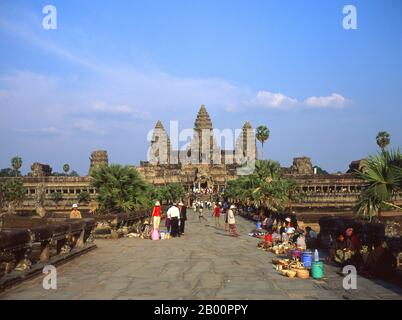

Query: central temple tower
left=192, top=105, right=219, bottom=164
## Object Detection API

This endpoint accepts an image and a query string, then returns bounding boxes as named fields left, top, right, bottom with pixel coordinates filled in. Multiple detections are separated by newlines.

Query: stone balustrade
left=0, top=215, right=96, bottom=281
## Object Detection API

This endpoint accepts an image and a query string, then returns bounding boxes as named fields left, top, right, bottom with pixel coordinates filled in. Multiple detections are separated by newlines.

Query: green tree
left=51, top=192, right=63, bottom=209
left=0, top=168, right=17, bottom=177
left=69, top=170, right=79, bottom=177
left=0, top=178, right=26, bottom=213
left=11, top=156, right=22, bottom=177
left=90, top=164, right=150, bottom=213
left=313, top=166, right=329, bottom=175
left=63, top=164, right=70, bottom=175
left=255, top=125, right=270, bottom=160
left=165, top=183, right=186, bottom=202
left=148, top=183, right=186, bottom=204
left=78, top=191, right=91, bottom=204
left=224, top=160, right=300, bottom=214
left=376, top=131, right=390, bottom=152
left=353, top=149, right=402, bottom=219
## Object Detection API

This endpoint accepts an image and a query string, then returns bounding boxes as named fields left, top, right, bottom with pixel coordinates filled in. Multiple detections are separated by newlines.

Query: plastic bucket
left=311, top=261, right=324, bottom=279
left=302, top=251, right=313, bottom=268
left=256, top=222, right=262, bottom=229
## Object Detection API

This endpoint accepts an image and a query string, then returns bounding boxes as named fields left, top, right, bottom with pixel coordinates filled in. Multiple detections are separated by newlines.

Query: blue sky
left=0, top=0, right=401, bottom=174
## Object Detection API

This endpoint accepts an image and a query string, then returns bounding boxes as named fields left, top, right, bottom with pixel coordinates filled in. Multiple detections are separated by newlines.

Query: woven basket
left=297, top=269, right=310, bottom=279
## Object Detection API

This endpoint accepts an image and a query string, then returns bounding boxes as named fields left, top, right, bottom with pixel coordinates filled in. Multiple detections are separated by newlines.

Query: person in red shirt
left=214, top=202, right=221, bottom=227
left=152, top=201, right=162, bottom=229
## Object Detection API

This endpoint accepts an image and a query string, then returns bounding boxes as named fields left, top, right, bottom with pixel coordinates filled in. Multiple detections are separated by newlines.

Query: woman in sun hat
left=151, top=201, right=162, bottom=229
left=227, top=205, right=239, bottom=237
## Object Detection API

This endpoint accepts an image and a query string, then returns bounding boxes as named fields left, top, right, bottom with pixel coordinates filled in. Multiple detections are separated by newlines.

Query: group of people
left=327, top=227, right=396, bottom=278
left=210, top=201, right=239, bottom=236
left=150, top=199, right=240, bottom=238
left=259, top=213, right=317, bottom=250
left=192, top=187, right=215, bottom=195
left=151, top=201, right=187, bottom=238
left=259, top=211, right=397, bottom=280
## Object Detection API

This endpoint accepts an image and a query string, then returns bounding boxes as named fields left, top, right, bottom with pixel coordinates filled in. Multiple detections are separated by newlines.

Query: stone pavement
left=1, top=211, right=402, bottom=300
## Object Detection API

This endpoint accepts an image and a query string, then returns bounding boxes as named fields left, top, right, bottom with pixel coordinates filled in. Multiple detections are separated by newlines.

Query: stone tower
left=149, top=120, right=171, bottom=165
left=193, top=105, right=217, bottom=164
left=30, top=163, right=52, bottom=177
left=89, top=150, right=108, bottom=173
left=235, top=121, right=258, bottom=162
left=291, top=157, right=313, bottom=175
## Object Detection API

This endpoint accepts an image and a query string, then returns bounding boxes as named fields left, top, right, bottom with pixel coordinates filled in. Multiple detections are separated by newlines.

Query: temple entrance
left=200, top=181, right=208, bottom=189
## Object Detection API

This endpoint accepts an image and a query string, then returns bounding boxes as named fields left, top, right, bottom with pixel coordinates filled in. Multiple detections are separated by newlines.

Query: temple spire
left=155, top=120, right=165, bottom=129
left=194, top=104, right=213, bottom=131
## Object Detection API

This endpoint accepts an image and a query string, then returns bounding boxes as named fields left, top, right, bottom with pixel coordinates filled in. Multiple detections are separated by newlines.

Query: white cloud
left=253, top=91, right=298, bottom=108
left=92, top=101, right=151, bottom=119
left=73, top=120, right=107, bottom=135
left=247, top=91, right=351, bottom=111
left=304, top=93, right=349, bottom=108
left=14, top=127, right=61, bottom=136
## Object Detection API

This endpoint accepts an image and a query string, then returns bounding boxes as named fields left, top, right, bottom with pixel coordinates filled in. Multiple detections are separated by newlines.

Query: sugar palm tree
left=63, top=164, right=70, bottom=175
left=11, top=156, right=22, bottom=177
left=353, top=149, right=402, bottom=219
left=90, top=164, right=150, bottom=213
left=224, top=160, right=299, bottom=215
left=255, top=126, right=270, bottom=160
left=376, top=131, right=390, bottom=152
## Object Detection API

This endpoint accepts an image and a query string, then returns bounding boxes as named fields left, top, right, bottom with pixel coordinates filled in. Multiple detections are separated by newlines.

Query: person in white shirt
left=227, top=205, right=239, bottom=237
left=167, top=203, right=180, bottom=237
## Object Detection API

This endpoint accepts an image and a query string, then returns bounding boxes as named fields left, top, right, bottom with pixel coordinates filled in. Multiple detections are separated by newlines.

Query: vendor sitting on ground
left=345, top=227, right=364, bottom=270
left=271, top=227, right=281, bottom=243
left=305, top=226, right=318, bottom=248
left=282, top=226, right=296, bottom=243
left=262, top=214, right=273, bottom=232
left=296, top=230, right=307, bottom=250
left=327, top=234, right=348, bottom=263
left=361, top=239, right=396, bottom=280
left=264, top=232, right=273, bottom=246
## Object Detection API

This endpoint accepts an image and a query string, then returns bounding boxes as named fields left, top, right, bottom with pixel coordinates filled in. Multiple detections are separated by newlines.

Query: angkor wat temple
left=2, top=105, right=390, bottom=214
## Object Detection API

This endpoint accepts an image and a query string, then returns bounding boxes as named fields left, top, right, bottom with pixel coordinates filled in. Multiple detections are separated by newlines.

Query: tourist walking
left=214, top=202, right=221, bottom=227
left=222, top=200, right=229, bottom=231
left=198, top=202, right=207, bottom=223
left=227, top=205, right=239, bottom=237
left=167, top=202, right=180, bottom=237
left=70, top=204, right=82, bottom=219
left=151, top=201, right=161, bottom=229
left=178, top=202, right=187, bottom=235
